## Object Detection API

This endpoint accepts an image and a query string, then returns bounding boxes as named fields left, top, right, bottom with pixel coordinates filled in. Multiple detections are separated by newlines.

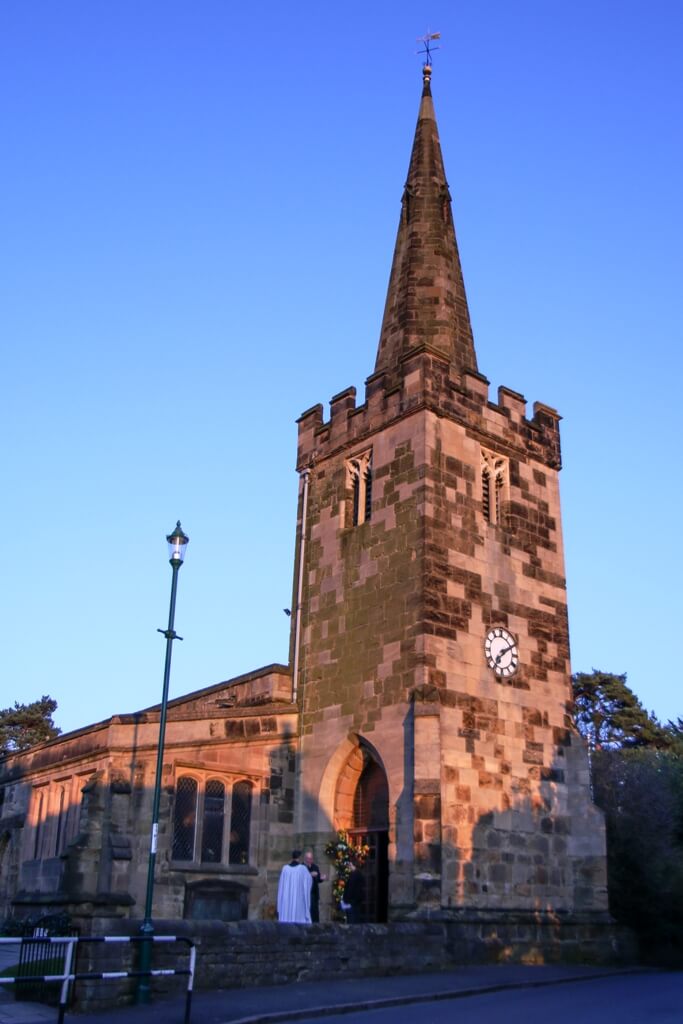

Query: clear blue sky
left=2, top=2, right=681, bottom=736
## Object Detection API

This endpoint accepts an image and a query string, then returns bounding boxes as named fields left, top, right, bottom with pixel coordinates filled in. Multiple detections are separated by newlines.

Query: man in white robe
left=277, top=849, right=313, bottom=923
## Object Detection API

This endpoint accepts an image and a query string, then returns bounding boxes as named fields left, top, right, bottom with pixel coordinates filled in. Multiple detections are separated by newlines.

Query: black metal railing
left=14, top=913, right=79, bottom=1006
left=0, top=933, right=195, bottom=1024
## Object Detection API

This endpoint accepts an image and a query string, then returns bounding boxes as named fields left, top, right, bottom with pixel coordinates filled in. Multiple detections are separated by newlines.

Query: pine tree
left=0, top=696, right=60, bottom=757
left=572, top=670, right=669, bottom=751
left=664, top=717, right=683, bottom=755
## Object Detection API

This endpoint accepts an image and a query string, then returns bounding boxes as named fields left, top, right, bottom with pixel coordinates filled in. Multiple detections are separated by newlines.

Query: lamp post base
left=134, top=920, right=155, bottom=1005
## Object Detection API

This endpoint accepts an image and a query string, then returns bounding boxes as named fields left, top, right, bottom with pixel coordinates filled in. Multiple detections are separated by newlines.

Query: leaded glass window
left=172, top=776, right=198, bottom=861
left=201, top=780, right=225, bottom=863
left=229, top=781, right=252, bottom=864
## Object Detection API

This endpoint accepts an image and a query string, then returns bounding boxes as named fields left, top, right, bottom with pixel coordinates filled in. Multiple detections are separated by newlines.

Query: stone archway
left=334, top=739, right=389, bottom=923
left=333, top=743, right=365, bottom=830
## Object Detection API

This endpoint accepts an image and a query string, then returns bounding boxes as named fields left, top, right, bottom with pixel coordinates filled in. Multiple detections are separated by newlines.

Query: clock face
left=485, top=627, right=519, bottom=677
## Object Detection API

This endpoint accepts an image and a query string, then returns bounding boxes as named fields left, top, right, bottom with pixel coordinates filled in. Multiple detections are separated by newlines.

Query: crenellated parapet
left=297, top=349, right=562, bottom=474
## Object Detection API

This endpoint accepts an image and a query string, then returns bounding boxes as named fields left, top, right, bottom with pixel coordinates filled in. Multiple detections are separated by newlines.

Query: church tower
left=292, top=66, right=608, bottom=926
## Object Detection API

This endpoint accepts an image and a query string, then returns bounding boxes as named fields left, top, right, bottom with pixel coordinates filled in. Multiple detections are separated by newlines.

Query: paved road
left=291, top=973, right=683, bottom=1024
left=0, top=966, right=672, bottom=1024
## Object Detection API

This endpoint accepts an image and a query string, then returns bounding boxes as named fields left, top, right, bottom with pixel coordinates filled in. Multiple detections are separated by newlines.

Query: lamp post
left=136, top=521, right=189, bottom=1004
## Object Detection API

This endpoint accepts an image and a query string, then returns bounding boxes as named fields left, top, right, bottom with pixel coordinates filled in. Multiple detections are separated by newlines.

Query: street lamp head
left=166, top=521, right=189, bottom=566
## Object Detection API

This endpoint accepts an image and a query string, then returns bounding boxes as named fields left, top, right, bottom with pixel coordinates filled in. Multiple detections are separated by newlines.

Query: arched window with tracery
left=229, top=781, right=252, bottom=864
left=172, top=776, right=198, bottom=861
left=201, top=780, right=225, bottom=863
left=347, top=450, right=373, bottom=527
left=481, top=449, right=508, bottom=526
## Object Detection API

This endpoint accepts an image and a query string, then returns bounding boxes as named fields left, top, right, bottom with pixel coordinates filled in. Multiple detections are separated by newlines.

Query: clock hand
left=495, top=643, right=515, bottom=664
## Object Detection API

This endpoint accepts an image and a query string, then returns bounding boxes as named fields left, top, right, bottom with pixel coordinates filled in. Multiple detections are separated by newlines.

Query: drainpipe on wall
left=291, top=467, right=310, bottom=704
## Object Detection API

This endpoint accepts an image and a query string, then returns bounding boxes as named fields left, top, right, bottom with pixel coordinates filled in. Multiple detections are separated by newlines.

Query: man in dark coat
left=304, top=849, right=327, bottom=923
left=342, top=861, right=365, bottom=923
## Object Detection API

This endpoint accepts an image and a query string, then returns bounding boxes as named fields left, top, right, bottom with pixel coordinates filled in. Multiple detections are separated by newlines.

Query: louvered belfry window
left=482, top=468, right=491, bottom=522
left=229, top=781, right=252, bottom=864
left=481, top=449, right=508, bottom=525
left=347, top=450, right=373, bottom=526
left=201, top=780, right=225, bottom=863
left=364, top=462, right=373, bottom=523
left=495, top=472, right=504, bottom=524
left=172, top=776, right=198, bottom=861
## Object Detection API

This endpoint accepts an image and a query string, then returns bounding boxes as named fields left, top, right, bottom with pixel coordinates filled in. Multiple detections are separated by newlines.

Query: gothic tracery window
left=347, top=450, right=373, bottom=526
left=481, top=449, right=508, bottom=526
left=172, top=775, right=254, bottom=866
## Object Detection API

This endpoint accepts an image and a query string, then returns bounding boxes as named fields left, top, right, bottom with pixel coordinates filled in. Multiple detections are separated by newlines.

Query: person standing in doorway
left=341, top=860, right=365, bottom=924
left=304, top=849, right=327, bottom=923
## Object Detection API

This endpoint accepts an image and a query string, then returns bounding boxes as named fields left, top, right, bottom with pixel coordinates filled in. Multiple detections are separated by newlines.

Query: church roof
left=374, top=65, right=477, bottom=381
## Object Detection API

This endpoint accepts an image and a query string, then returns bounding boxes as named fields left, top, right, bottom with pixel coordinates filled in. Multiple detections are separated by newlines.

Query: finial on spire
left=416, top=30, right=441, bottom=68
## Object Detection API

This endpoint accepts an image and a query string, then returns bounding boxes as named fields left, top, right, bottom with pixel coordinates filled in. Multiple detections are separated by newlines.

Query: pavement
left=0, top=964, right=652, bottom=1024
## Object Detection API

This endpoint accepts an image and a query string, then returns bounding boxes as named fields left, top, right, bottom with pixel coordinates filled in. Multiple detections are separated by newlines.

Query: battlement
left=296, top=350, right=562, bottom=472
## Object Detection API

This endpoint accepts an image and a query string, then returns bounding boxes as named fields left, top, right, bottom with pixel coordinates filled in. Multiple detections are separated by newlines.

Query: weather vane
left=416, top=30, right=441, bottom=67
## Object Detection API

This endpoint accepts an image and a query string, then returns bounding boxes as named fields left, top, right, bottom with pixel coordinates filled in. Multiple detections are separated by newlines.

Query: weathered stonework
left=69, top=918, right=635, bottom=1012
left=0, top=667, right=297, bottom=924
left=293, top=67, right=608, bottom=925
left=294, top=372, right=607, bottom=919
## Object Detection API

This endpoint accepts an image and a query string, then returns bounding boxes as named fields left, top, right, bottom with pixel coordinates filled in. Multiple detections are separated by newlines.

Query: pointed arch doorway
left=335, top=742, right=389, bottom=922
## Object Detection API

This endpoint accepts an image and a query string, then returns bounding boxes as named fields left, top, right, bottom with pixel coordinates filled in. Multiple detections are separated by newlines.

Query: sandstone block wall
left=294, top=349, right=608, bottom=918
left=70, top=917, right=636, bottom=1012
left=0, top=666, right=297, bottom=923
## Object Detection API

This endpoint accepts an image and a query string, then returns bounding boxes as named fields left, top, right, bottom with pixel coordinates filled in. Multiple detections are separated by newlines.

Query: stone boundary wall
left=71, top=916, right=637, bottom=1012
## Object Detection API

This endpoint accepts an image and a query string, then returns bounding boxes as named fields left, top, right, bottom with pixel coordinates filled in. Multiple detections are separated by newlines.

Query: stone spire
left=374, top=65, right=477, bottom=380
